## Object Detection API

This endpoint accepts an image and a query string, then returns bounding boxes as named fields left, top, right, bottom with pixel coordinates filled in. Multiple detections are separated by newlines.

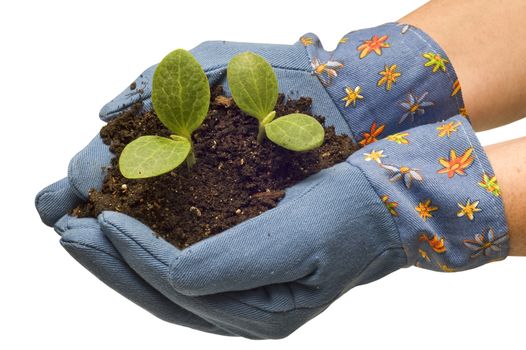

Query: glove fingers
left=57, top=214, right=233, bottom=336
left=36, top=178, right=82, bottom=227
left=98, top=211, right=321, bottom=339
left=68, top=134, right=113, bottom=199
left=99, top=65, right=155, bottom=122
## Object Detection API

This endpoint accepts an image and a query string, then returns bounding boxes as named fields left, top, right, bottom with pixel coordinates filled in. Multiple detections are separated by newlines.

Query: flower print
left=381, top=164, right=423, bottom=189
left=364, top=149, right=386, bottom=163
left=342, top=86, right=364, bottom=107
left=300, top=36, right=314, bottom=46
left=437, top=121, right=461, bottom=138
left=438, top=264, right=455, bottom=272
left=358, top=121, right=385, bottom=146
left=457, top=198, right=481, bottom=221
left=451, top=79, right=461, bottom=96
left=418, top=249, right=431, bottom=262
left=419, top=233, right=446, bottom=253
left=377, top=64, right=401, bottom=91
left=357, top=34, right=390, bottom=59
left=437, top=147, right=475, bottom=178
left=399, top=91, right=434, bottom=124
left=459, top=107, right=468, bottom=117
left=381, top=195, right=399, bottom=216
left=386, top=132, right=409, bottom=144
left=479, top=173, right=501, bottom=196
left=464, top=228, right=509, bottom=259
left=422, top=52, right=449, bottom=73
left=310, top=58, right=344, bottom=85
left=415, top=199, right=439, bottom=221
left=398, top=23, right=411, bottom=34
left=339, top=37, right=349, bottom=44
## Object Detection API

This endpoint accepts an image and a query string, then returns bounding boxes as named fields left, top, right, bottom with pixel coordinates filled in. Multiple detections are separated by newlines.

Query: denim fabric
left=35, top=22, right=509, bottom=339
left=300, top=22, right=465, bottom=143
left=348, top=115, right=509, bottom=271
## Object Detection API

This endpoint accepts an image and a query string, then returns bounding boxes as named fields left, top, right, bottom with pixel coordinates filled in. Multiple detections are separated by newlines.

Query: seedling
left=227, top=52, right=325, bottom=151
left=119, top=49, right=210, bottom=179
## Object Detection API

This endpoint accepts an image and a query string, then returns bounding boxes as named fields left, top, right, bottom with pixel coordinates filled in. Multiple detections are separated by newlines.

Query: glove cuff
left=347, top=115, right=509, bottom=272
left=298, top=22, right=465, bottom=145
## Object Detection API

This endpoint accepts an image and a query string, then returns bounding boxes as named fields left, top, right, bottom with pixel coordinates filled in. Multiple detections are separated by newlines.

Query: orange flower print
left=359, top=121, right=385, bottom=146
left=386, top=132, right=409, bottom=144
left=479, top=173, right=501, bottom=196
left=437, top=147, right=475, bottom=178
left=459, top=107, right=468, bottom=117
left=381, top=195, right=399, bottom=216
left=357, top=34, right=390, bottom=59
left=415, top=199, right=439, bottom=222
left=300, top=36, right=314, bottom=46
left=422, top=52, right=449, bottom=73
left=451, top=79, right=461, bottom=96
left=457, top=198, right=481, bottom=221
left=342, top=86, right=364, bottom=107
left=437, top=121, right=461, bottom=138
left=419, top=233, right=446, bottom=253
left=377, top=64, right=401, bottom=91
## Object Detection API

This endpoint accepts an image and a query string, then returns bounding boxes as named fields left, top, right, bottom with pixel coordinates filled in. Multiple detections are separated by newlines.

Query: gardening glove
left=35, top=21, right=497, bottom=338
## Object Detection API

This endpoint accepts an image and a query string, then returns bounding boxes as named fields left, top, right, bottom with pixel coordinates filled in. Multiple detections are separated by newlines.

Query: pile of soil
left=73, top=86, right=357, bottom=248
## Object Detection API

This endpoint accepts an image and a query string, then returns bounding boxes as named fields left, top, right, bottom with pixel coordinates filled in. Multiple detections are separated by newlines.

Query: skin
left=400, top=1, right=526, bottom=255
left=485, top=137, right=526, bottom=256
left=399, top=0, right=526, bottom=131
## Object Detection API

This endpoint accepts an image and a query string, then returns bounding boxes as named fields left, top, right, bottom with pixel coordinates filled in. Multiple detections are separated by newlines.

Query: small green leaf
left=265, top=113, right=325, bottom=151
left=152, top=49, right=210, bottom=139
left=119, top=135, right=191, bottom=179
left=227, top=52, right=278, bottom=121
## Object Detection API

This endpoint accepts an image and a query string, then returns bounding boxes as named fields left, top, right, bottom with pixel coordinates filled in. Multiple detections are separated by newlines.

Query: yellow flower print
left=422, top=52, right=449, bottom=72
left=437, top=147, right=475, bottom=178
left=386, top=132, right=409, bottom=144
left=381, top=195, right=399, bottom=216
left=300, top=36, right=314, bottom=46
left=339, top=37, right=349, bottom=44
left=457, top=199, right=481, bottom=221
left=479, top=173, right=501, bottom=196
left=419, top=233, right=446, bottom=253
left=451, top=79, right=461, bottom=96
left=357, top=34, right=390, bottom=59
left=342, top=86, right=364, bottom=107
left=377, top=64, right=401, bottom=91
left=415, top=199, right=439, bottom=222
left=359, top=121, right=385, bottom=146
left=364, top=149, right=386, bottom=163
left=438, top=264, right=455, bottom=272
left=418, top=249, right=431, bottom=262
left=437, top=121, right=461, bottom=138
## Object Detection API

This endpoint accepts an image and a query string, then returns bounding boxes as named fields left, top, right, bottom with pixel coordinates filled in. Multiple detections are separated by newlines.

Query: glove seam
left=299, top=42, right=358, bottom=143
left=344, top=161, right=409, bottom=265
left=220, top=246, right=405, bottom=315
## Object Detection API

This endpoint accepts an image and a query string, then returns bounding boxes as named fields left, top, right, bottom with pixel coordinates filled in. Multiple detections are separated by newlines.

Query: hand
left=36, top=22, right=495, bottom=338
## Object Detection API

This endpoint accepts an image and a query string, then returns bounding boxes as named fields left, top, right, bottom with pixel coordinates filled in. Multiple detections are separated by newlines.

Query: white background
left=1, top=0, right=525, bottom=349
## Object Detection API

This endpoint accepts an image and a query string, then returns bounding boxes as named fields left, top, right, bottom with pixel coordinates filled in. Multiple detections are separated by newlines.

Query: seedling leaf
left=152, top=49, right=210, bottom=139
left=119, top=135, right=191, bottom=179
left=265, top=113, right=325, bottom=151
left=227, top=52, right=278, bottom=121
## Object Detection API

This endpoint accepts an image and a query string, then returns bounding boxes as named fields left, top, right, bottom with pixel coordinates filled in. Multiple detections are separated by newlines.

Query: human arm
left=485, top=137, right=526, bottom=256
left=400, top=0, right=526, bottom=131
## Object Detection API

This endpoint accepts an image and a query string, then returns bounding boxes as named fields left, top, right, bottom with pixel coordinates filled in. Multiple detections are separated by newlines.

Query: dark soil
left=73, top=86, right=357, bottom=248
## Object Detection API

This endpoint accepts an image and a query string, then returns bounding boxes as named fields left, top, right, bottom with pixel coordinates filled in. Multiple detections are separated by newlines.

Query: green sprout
left=227, top=52, right=325, bottom=151
left=119, top=49, right=210, bottom=179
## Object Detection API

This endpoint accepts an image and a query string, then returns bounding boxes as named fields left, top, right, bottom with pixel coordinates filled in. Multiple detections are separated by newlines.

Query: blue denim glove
left=36, top=22, right=508, bottom=338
